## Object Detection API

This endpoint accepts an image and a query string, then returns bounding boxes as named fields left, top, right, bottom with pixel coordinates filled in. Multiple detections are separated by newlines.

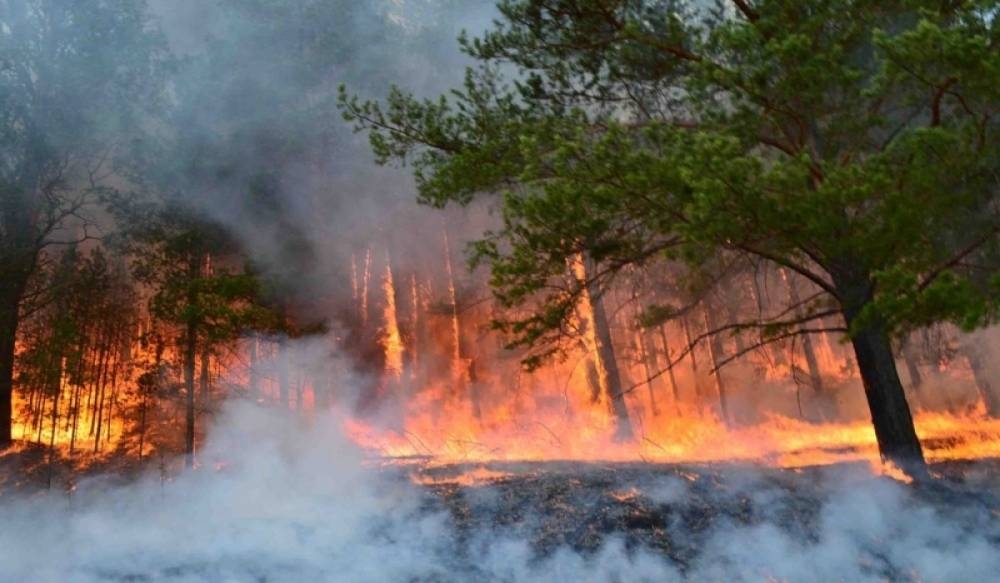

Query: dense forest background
left=0, top=0, right=997, bottom=484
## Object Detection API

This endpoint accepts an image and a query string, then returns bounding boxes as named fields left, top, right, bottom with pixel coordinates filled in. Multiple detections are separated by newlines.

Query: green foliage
left=344, top=0, right=1000, bottom=359
left=115, top=197, right=282, bottom=352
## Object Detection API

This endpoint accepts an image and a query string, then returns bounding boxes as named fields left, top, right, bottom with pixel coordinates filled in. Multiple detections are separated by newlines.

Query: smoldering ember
left=1, top=1, right=998, bottom=581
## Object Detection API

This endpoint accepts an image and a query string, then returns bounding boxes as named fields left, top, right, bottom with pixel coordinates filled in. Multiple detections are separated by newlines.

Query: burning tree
left=0, top=0, right=169, bottom=448
left=119, top=199, right=281, bottom=468
left=342, top=0, right=999, bottom=477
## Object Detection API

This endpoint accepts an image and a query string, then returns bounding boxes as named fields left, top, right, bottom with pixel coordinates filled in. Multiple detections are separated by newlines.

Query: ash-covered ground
left=1, top=405, right=998, bottom=582
left=403, top=459, right=1000, bottom=581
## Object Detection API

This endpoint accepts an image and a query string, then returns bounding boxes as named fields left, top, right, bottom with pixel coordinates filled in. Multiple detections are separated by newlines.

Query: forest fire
left=1, top=1, right=998, bottom=581
left=9, top=235, right=1000, bottom=482
left=347, top=404, right=1000, bottom=470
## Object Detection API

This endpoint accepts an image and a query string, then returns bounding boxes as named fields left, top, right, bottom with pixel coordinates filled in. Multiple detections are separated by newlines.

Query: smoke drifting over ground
left=2, top=337, right=998, bottom=583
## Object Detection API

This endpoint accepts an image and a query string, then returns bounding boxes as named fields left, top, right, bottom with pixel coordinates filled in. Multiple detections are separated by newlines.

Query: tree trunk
left=199, top=348, right=211, bottom=411
left=658, top=325, right=683, bottom=414
left=589, top=289, right=634, bottom=440
left=637, top=330, right=660, bottom=416
left=681, top=315, right=703, bottom=402
left=278, top=336, right=290, bottom=409
left=701, top=304, right=733, bottom=426
left=0, top=302, right=18, bottom=448
left=965, top=344, right=1000, bottom=417
left=781, top=269, right=825, bottom=395
left=183, top=317, right=197, bottom=469
left=0, top=267, right=29, bottom=448
left=248, top=335, right=260, bottom=402
left=845, top=311, right=928, bottom=478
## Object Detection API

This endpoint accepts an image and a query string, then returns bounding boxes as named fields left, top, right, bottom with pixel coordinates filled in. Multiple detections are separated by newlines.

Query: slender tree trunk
left=681, top=315, right=703, bottom=402
left=278, top=336, right=290, bottom=409
left=46, top=357, right=63, bottom=489
left=965, top=344, right=1000, bottom=417
left=701, top=304, right=733, bottom=426
left=903, top=352, right=923, bottom=391
left=636, top=330, right=660, bottom=416
left=658, top=325, right=682, bottom=414
left=588, top=286, right=634, bottom=440
left=781, top=269, right=825, bottom=396
left=248, top=335, right=260, bottom=401
left=199, top=347, right=211, bottom=411
left=138, top=393, right=148, bottom=461
left=69, top=383, right=81, bottom=453
left=183, top=317, right=197, bottom=469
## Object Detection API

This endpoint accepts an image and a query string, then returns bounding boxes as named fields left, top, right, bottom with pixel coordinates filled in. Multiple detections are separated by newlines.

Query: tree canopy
left=343, top=0, right=1000, bottom=477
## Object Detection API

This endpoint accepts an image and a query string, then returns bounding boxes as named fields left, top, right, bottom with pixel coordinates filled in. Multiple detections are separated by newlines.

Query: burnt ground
left=2, top=447, right=999, bottom=581
left=0, top=441, right=169, bottom=501
left=395, top=459, right=1000, bottom=580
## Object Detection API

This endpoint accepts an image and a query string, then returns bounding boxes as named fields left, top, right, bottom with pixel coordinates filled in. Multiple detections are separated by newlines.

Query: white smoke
left=1, top=360, right=997, bottom=583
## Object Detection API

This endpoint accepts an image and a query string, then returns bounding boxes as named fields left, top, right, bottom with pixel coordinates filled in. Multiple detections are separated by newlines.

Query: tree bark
left=0, top=272, right=29, bottom=448
left=248, top=335, right=260, bottom=402
left=657, top=325, right=683, bottom=414
left=589, top=289, right=634, bottom=440
left=183, top=316, right=197, bottom=469
left=781, top=269, right=825, bottom=395
left=199, top=346, right=212, bottom=420
left=0, top=303, right=18, bottom=448
left=965, top=343, right=1000, bottom=417
left=701, top=304, right=733, bottom=426
left=839, top=296, right=927, bottom=478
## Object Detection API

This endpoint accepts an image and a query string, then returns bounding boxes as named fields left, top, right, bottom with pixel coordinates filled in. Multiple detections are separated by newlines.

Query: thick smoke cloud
left=144, top=0, right=499, bottom=308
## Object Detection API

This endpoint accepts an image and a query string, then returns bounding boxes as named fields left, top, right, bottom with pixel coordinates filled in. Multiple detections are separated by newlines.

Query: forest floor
left=410, top=459, right=1000, bottom=539
left=2, top=445, right=999, bottom=581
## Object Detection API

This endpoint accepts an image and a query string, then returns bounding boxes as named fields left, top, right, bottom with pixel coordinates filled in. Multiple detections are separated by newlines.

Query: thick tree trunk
left=846, top=314, right=928, bottom=478
left=832, top=266, right=927, bottom=478
left=0, top=305, right=17, bottom=448
left=0, top=274, right=28, bottom=448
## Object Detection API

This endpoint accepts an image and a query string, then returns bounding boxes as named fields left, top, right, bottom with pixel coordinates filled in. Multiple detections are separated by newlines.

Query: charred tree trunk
left=637, top=330, right=660, bottom=416
left=835, top=271, right=927, bottom=479
left=183, top=316, right=197, bottom=469
left=46, top=357, right=63, bottom=489
left=0, top=301, right=18, bottom=448
left=681, top=315, right=703, bottom=403
left=199, top=347, right=211, bottom=411
left=589, top=288, right=634, bottom=441
left=585, top=358, right=602, bottom=404
left=701, top=304, right=733, bottom=426
left=0, top=267, right=29, bottom=448
left=248, top=335, right=260, bottom=402
left=658, top=325, right=682, bottom=414
left=781, top=269, right=825, bottom=396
